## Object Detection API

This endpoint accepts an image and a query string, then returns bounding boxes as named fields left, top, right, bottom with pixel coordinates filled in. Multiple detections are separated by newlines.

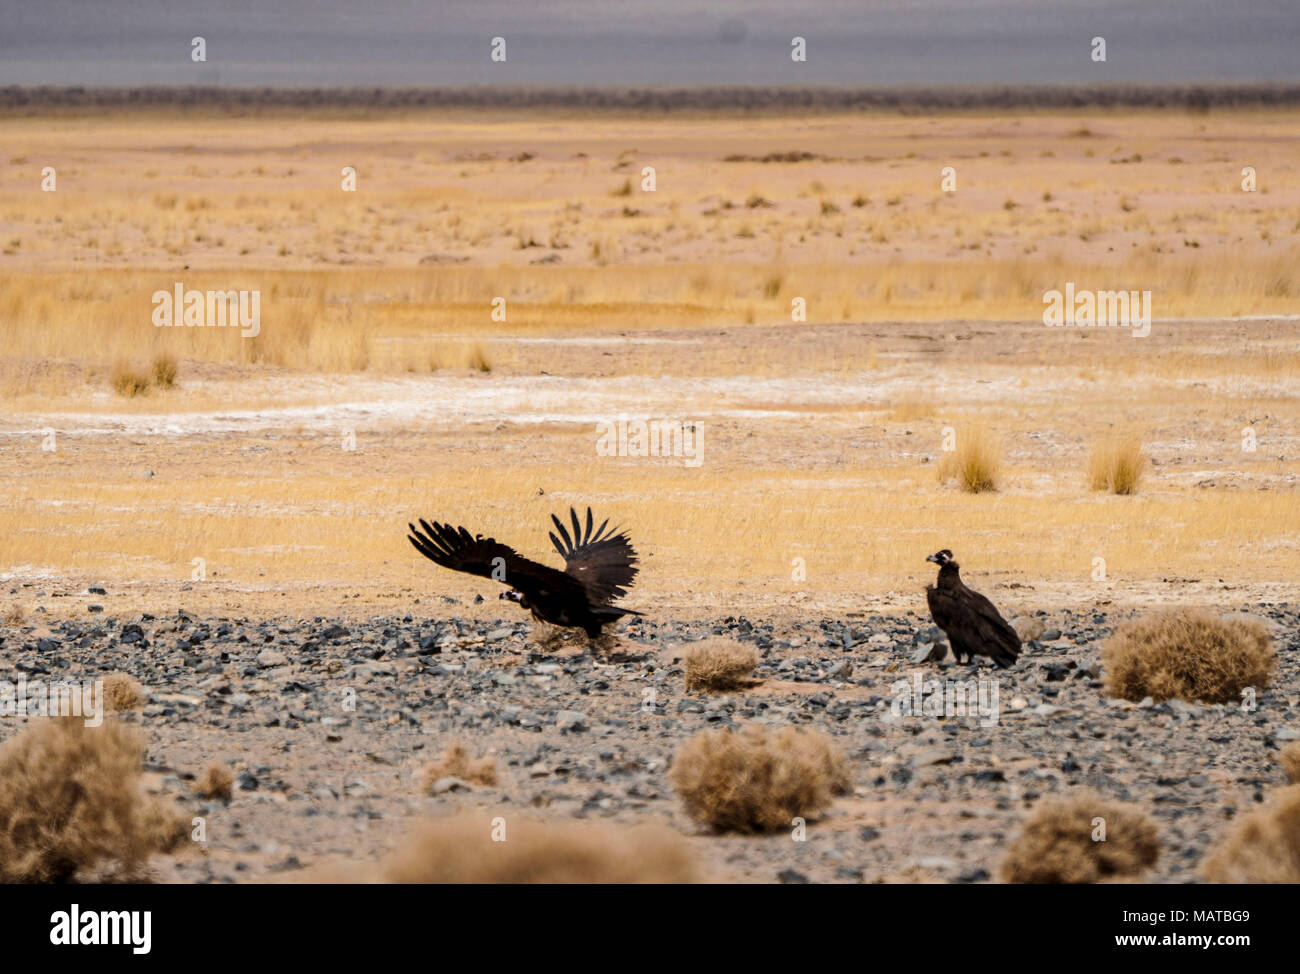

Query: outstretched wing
left=548, top=506, right=639, bottom=605
left=408, top=518, right=584, bottom=601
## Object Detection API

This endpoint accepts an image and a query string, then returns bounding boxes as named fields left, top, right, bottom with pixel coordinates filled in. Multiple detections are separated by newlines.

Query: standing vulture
left=408, top=507, right=642, bottom=638
left=924, top=549, right=1021, bottom=668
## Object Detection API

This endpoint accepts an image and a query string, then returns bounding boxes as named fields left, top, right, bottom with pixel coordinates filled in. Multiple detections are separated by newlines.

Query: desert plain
left=0, top=100, right=1298, bottom=883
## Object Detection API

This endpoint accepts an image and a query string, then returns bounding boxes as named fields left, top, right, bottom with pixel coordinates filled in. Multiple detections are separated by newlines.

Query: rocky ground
left=2, top=600, right=1298, bottom=884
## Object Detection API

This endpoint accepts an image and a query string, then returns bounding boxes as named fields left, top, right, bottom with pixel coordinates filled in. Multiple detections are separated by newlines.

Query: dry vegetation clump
left=466, top=342, right=492, bottom=373
left=937, top=426, right=1002, bottom=493
left=1, top=604, right=23, bottom=626
left=1202, top=785, right=1300, bottom=883
left=1279, top=743, right=1300, bottom=785
left=101, top=672, right=146, bottom=712
left=150, top=353, right=178, bottom=388
left=1101, top=609, right=1274, bottom=704
left=1088, top=434, right=1146, bottom=494
left=110, top=360, right=152, bottom=397
left=426, top=341, right=493, bottom=373
left=682, top=637, right=760, bottom=692
left=360, top=814, right=699, bottom=883
left=193, top=764, right=234, bottom=801
left=669, top=724, right=850, bottom=833
left=0, top=718, right=189, bottom=883
left=419, top=742, right=499, bottom=790
left=1000, top=792, right=1160, bottom=884
left=889, top=394, right=936, bottom=422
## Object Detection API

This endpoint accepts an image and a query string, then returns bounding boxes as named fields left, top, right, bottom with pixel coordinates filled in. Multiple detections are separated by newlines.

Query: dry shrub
left=427, top=342, right=493, bottom=373
left=101, top=672, right=145, bottom=712
left=669, top=724, right=850, bottom=833
left=194, top=764, right=234, bottom=801
left=937, top=426, right=1001, bottom=493
left=889, top=394, right=936, bottom=422
left=419, top=742, right=498, bottom=790
left=1279, top=743, right=1300, bottom=785
left=1101, top=609, right=1274, bottom=704
left=1011, top=615, right=1046, bottom=643
left=0, top=718, right=188, bottom=882
left=466, top=342, right=492, bottom=373
left=1202, top=785, right=1300, bottom=883
left=110, top=361, right=151, bottom=397
left=682, top=637, right=759, bottom=692
left=150, top=353, right=177, bottom=388
left=356, top=814, right=699, bottom=883
left=1000, top=792, right=1160, bottom=883
left=1088, top=434, right=1146, bottom=494
left=1, top=604, right=23, bottom=626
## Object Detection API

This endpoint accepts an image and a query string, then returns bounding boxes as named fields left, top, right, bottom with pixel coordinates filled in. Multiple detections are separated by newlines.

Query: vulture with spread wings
left=407, top=507, right=642, bottom=638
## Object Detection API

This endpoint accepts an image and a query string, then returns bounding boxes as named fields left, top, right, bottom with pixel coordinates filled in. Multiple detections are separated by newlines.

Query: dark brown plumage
left=407, top=507, right=641, bottom=638
left=924, top=549, right=1021, bottom=668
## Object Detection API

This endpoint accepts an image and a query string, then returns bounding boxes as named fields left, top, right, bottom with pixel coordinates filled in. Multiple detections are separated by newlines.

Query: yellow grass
left=938, top=425, right=1002, bottom=493
left=2, top=108, right=1299, bottom=615
left=0, top=110, right=1299, bottom=376
left=1088, top=434, right=1147, bottom=494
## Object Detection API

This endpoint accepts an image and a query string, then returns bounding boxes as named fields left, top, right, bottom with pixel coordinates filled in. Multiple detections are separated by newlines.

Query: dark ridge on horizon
left=4, top=83, right=1300, bottom=116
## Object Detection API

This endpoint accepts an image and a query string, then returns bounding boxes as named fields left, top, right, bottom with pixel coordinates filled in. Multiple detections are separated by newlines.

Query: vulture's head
left=926, top=549, right=955, bottom=566
left=499, top=589, right=524, bottom=603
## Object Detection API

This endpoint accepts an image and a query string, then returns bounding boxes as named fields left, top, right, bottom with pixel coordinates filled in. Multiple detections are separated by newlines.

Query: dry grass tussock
left=889, top=393, right=936, bottom=422
left=101, top=672, right=146, bottom=712
left=308, top=813, right=700, bottom=883
left=193, top=764, right=234, bottom=801
left=669, top=724, right=850, bottom=833
left=0, top=718, right=189, bottom=882
left=1101, top=609, right=1274, bottom=704
left=1000, top=792, right=1160, bottom=883
left=110, top=354, right=180, bottom=397
left=682, top=637, right=760, bottom=692
left=419, top=742, right=499, bottom=790
left=1088, top=434, right=1146, bottom=494
left=1202, top=785, right=1300, bottom=883
left=938, top=426, right=1002, bottom=493
left=1278, top=743, right=1300, bottom=785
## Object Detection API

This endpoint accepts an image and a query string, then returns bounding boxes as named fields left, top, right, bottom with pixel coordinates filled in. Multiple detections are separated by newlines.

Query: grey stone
left=911, top=641, right=948, bottom=664
left=256, top=648, right=289, bottom=667
left=1011, top=616, right=1045, bottom=642
left=555, top=710, right=588, bottom=731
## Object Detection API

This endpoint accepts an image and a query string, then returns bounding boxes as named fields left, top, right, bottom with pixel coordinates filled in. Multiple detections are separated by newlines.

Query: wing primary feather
left=551, top=512, right=573, bottom=552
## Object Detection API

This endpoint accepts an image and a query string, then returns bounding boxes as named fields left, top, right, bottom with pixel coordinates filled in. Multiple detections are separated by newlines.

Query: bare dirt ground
left=3, top=317, right=1298, bottom=620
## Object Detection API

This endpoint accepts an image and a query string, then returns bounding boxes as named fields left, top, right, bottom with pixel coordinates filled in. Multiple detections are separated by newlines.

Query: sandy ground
left=3, top=317, right=1298, bottom=622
